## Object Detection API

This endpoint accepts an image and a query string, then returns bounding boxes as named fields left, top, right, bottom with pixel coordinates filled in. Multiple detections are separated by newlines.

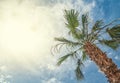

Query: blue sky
left=0, top=0, right=119, bottom=83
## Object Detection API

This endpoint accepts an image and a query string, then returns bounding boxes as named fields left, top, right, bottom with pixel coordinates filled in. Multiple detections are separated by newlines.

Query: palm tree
left=53, top=9, right=120, bottom=83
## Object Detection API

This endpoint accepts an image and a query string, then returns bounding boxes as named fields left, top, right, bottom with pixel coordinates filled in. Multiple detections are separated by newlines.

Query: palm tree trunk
left=84, top=42, right=120, bottom=83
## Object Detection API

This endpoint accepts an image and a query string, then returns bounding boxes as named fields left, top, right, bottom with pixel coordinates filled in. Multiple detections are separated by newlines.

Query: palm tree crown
left=53, top=9, right=120, bottom=80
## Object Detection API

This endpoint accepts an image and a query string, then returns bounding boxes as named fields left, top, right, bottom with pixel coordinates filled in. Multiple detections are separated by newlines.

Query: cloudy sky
left=0, top=0, right=120, bottom=83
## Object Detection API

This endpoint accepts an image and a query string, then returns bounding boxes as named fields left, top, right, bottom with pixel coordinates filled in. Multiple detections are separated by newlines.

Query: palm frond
left=92, top=20, right=104, bottom=32
left=99, top=39, right=120, bottom=50
left=68, top=28, right=85, bottom=40
left=57, top=54, right=71, bottom=66
left=64, top=9, right=81, bottom=40
left=81, top=51, right=88, bottom=61
left=64, top=9, right=79, bottom=29
left=106, top=25, right=120, bottom=39
left=102, top=18, right=120, bottom=29
left=53, top=43, right=66, bottom=53
left=81, top=13, right=89, bottom=39
left=88, top=20, right=104, bottom=42
left=54, top=37, right=82, bottom=47
left=57, top=51, right=77, bottom=66
left=75, top=59, right=84, bottom=80
left=82, top=13, right=88, bottom=29
left=57, top=47, right=84, bottom=66
left=75, top=66, right=84, bottom=80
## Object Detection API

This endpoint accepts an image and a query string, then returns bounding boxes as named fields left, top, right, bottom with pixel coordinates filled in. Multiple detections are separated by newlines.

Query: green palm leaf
left=54, top=37, right=82, bottom=47
left=57, top=49, right=82, bottom=66
left=106, top=25, right=120, bottom=39
left=99, top=39, right=119, bottom=50
left=75, top=59, right=84, bottom=80
left=82, top=13, right=88, bottom=28
left=92, top=20, right=103, bottom=32
left=64, top=9, right=81, bottom=40
left=88, top=20, right=104, bottom=42
left=64, top=9, right=79, bottom=30
left=68, top=28, right=85, bottom=40
left=57, top=54, right=71, bottom=66
left=57, top=52, right=77, bottom=66
left=81, top=51, right=87, bottom=61
left=81, top=13, right=89, bottom=39
left=75, top=66, right=84, bottom=80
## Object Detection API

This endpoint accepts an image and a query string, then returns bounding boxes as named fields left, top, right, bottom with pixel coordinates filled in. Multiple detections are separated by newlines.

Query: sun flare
left=0, top=0, right=61, bottom=72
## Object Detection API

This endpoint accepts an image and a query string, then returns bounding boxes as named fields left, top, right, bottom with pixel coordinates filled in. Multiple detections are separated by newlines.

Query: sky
left=0, top=0, right=119, bottom=83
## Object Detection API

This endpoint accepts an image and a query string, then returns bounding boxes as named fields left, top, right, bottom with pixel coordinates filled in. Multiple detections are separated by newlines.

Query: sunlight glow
left=0, top=0, right=97, bottom=83
left=0, top=0, right=61, bottom=72
left=0, top=0, right=95, bottom=76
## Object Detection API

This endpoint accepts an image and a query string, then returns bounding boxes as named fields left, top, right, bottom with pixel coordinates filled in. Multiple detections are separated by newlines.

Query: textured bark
left=84, top=42, right=120, bottom=83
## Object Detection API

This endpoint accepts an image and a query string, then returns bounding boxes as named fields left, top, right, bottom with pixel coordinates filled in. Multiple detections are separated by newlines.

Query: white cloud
left=0, top=0, right=95, bottom=82
left=42, top=78, right=62, bottom=83
left=115, top=56, right=120, bottom=60
left=0, top=66, right=12, bottom=83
